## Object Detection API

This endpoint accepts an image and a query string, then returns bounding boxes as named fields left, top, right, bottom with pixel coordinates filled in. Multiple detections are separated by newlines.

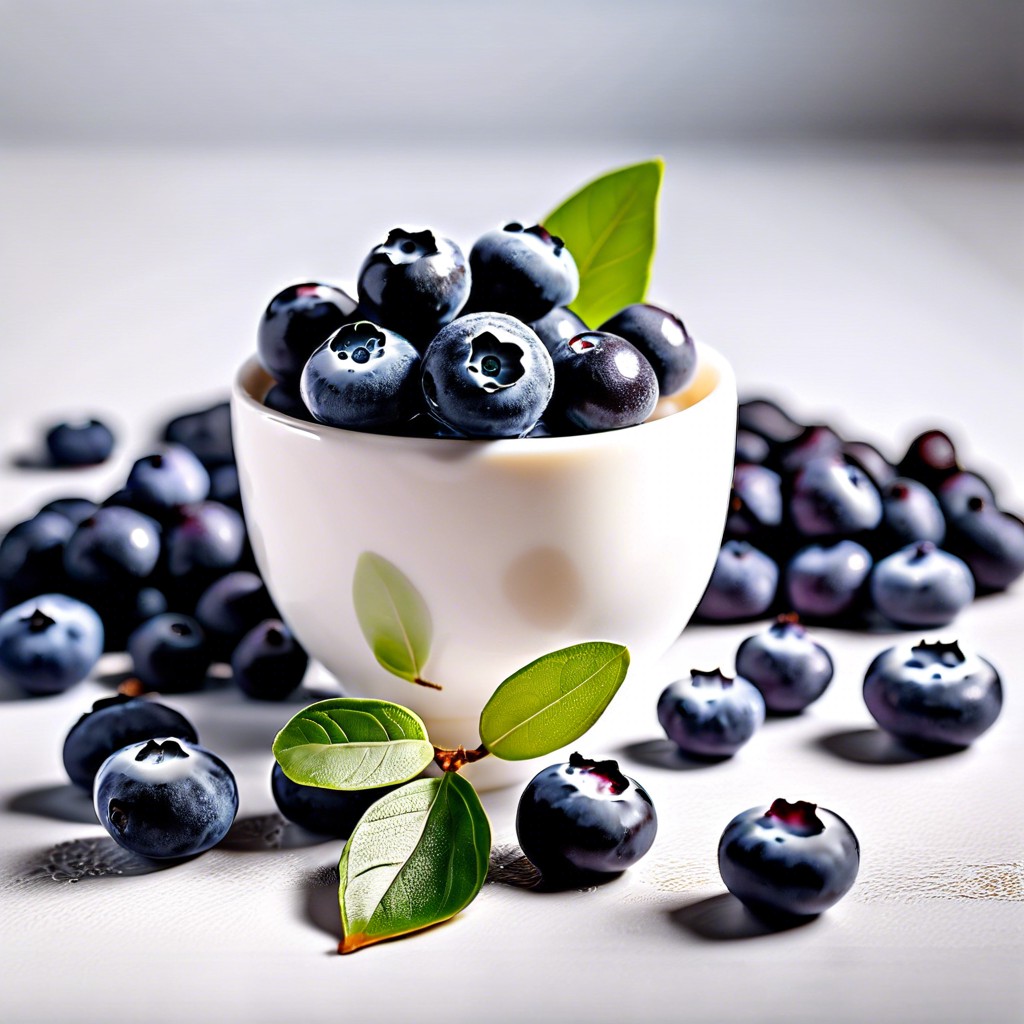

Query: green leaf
left=272, top=698, right=434, bottom=790
left=338, top=773, right=491, bottom=953
left=543, top=158, right=663, bottom=328
left=479, top=642, right=630, bottom=761
left=352, top=551, right=434, bottom=685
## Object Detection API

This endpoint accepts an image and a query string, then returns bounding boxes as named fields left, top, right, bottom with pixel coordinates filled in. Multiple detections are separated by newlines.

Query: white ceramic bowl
left=232, top=342, right=736, bottom=785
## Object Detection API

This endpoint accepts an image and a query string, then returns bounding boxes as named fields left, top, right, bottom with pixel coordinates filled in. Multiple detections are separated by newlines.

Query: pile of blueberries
left=257, top=224, right=696, bottom=438
left=697, top=398, right=1024, bottom=627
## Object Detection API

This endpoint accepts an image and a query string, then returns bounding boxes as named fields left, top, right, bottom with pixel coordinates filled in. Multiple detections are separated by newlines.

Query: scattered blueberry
left=737, top=398, right=803, bottom=446
left=162, top=400, right=234, bottom=468
left=271, top=763, right=396, bottom=837
left=936, top=471, right=995, bottom=522
left=879, top=478, right=945, bottom=549
left=124, top=444, right=211, bottom=515
left=231, top=620, right=307, bottom=701
left=735, top=429, right=771, bottom=465
left=944, top=496, right=1024, bottom=592
left=163, top=502, right=245, bottom=582
left=785, top=540, right=873, bottom=620
left=598, top=303, right=696, bottom=396
left=63, top=507, right=161, bottom=587
left=695, top=541, right=779, bottom=622
left=870, top=541, right=975, bottom=627
left=45, top=418, right=115, bottom=467
left=194, top=571, right=276, bottom=659
left=39, top=497, right=99, bottom=527
left=0, top=511, right=75, bottom=599
left=208, top=463, right=242, bottom=510
left=898, top=429, right=960, bottom=489
left=529, top=306, right=588, bottom=356
left=790, top=456, right=882, bottom=538
left=774, top=425, right=843, bottom=475
left=127, top=613, right=211, bottom=692
left=842, top=441, right=897, bottom=491
left=726, top=464, right=783, bottom=537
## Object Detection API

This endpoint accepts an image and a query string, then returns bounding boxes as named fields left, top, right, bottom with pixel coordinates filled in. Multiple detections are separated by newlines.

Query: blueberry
left=231, top=620, right=307, bottom=701
left=863, top=639, right=1002, bottom=749
left=258, top=282, right=358, bottom=387
left=790, top=456, right=882, bottom=538
left=194, top=571, right=276, bottom=659
left=163, top=502, right=245, bottom=581
left=516, top=752, right=657, bottom=883
left=271, top=763, right=396, bottom=837
left=90, top=584, right=170, bottom=652
left=546, top=331, right=659, bottom=432
left=598, top=304, right=697, bottom=397
left=936, top=471, right=995, bottom=522
left=208, top=464, right=242, bottom=510
left=773, top=425, right=844, bottom=476
left=898, top=429, right=960, bottom=489
left=300, top=321, right=422, bottom=429
left=63, top=694, right=199, bottom=790
left=735, top=615, right=834, bottom=714
left=357, top=229, right=470, bottom=343
left=162, top=400, right=234, bottom=468
left=420, top=313, right=555, bottom=438
left=726, top=464, right=783, bottom=537
left=842, top=441, right=897, bottom=491
left=94, top=738, right=238, bottom=859
left=528, top=306, right=588, bottom=356
left=870, top=541, right=974, bottom=628
left=63, top=507, right=161, bottom=586
left=785, top=540, right=873, bottom=620
left=468, top=223, right=578, bottom=322
left=45, top=418, right=115, bottom=467
left=737, top=398, right=804, bottom=446
left=735, top=429, right=771, bottom=465
left=124, top=444, right=211, bottom=515
left=39, top=497, right=99, bottom=527
left=263, top=384, right=314, bottom=422
left=0, top=594, right=103, bottom=695
left=657, top=668, right=765, bottom=758
left=0, top=511, right=75, bottom=599
left=879, top=477, right=946, bottom=548
left=695, top=541, right=779, bottom=622
left=944, top=496, right=1024, bottom=592
left=719, top=798, right=859, bottom=920
left=127, top=613, right=211, bottom=692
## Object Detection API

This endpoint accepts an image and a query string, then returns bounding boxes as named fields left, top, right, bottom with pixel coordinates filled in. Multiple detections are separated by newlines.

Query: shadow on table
left=815, top=728, right=963, bottom=765
left=616, top=739, right=723, bottom=772
left=7, top=783, right=97, bottom=824
left=219, top=813, right=335, bottom=852
left=16, top=834, right=175, bottom=883
left=301, top=864, right=343, bottom=945
left=668, top=892, right=816, bottom=942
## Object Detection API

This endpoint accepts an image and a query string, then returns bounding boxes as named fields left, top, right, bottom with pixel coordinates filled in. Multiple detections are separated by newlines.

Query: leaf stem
left=413, top=676, right=443, bottom=691
left=433, top=744, right=489, bottom=773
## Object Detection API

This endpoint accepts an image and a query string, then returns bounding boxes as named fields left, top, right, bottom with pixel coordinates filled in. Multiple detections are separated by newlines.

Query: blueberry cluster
left=0, top=400, right=307, bottom=704
left=256, top=224, right=697, bottom=439
left=697, top=398, right=1024, bottom=626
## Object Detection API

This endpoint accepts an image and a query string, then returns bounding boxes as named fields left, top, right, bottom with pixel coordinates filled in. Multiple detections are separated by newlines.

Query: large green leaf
left=479, top=642, right=630, bottom=761
left=352, top=551, right=434, bottom=685
left=272, top=698, right=434, bottom=790
left=338, top=773, right=491, bottom=953
left=543, top=159, right=663, bottom=328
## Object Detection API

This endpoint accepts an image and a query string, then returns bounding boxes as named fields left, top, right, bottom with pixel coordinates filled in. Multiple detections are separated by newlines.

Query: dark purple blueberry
left=89, top=584, right=170, bottom=652
left=420, top=312, right=555, bottom=438
left=95, top=738, right=238, bottom=859
left=263, top=384, right=313, bottom=421
left=163, top=502, right=245, bottom=581
left=735, top=615, right=834, bottom=714
left=516, top=752, right=657, bottom=883
left=0, top=594, right=104, bottom=695
left=735, top=429, right=771, bottom=465
left=124, top=444, right=210, bottom=515
left=863, top=639, right=1002, bottom=749
left=300, top=321, right=422, bottom=429
left=64, top=507, right=161, bottom=586
left=161, top=400, right=234, bottom=468
left=127, top=613, right=211, bottom=692
left=774, top=425, right=844, bottom=475
left=657, top=668, right=765, bottom=758
left=39, top=497, right=99, bottom=527
left=785, top=540, right=873, bottom=620
left=468, top=223, right=579, bottom=322
left=842, top=441, right=897, bottom=491
left=528, top=306, right=588, bottom=356
left=63, top=694, right=199, bottom=790
left=193, top=571, right=275, bottom=658
left=357, top=229, right=470, bottom=343
left=898, top=429, right=960, bottom=489
left=598, top=304, right=696, bottom=397
left=45, top=418, right=115, bottom=467
left=547, top=331, right=658, bottom=432
left=231, top=620, right=307, bottom=701
left=726, top=464, right=783, bottom=537
left=879, top=478, right=946, bottom=548
left=208, top=464, right=242, bottom=510
left=719, top=799, right=859, bottom=920
left=944, top=496, right=1024, bottom=592
left=695, top=541, right=779, bottom=622
left=870, top=541, right=974, bottom=628
left=271, top=763, right=397, bottom=838
left=936, top=471, right=995, bottom=521
left=0, top=512, right=75, bottom=598
left=737, top=398, right=804, bottom=445
left=258, top=282, right=358, bottom=387
left=790, top=456, right=882, bottom=538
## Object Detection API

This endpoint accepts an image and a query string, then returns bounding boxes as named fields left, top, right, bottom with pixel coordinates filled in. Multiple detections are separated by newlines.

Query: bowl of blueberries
left=233, top=223, right=737, bottom=751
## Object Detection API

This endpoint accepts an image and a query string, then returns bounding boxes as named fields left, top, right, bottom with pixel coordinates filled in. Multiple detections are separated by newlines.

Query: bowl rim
left=233, top=338, right=734, bottom=455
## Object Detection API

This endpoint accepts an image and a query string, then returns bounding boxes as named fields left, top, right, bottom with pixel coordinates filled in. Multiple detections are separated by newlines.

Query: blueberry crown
left=568, top=752, right=628, bottom=795
left=907, top=639, right=965, bottom=668
left=690, top=667, right=734, bottom=689
left=378, top=227, right=440, bottom=263
left=765, top=798, right=824, bottom=835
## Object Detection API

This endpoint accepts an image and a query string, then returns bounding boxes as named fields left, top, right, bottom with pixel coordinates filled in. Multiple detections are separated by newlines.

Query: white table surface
left=0, top=144, right=1021, bottom=1024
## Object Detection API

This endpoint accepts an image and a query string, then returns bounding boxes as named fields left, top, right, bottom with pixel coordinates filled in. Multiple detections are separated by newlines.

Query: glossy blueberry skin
left=785, top=540, right=873, bottom=620
left=63, top=694, right=198, bottom=790
left=208, top=464, right=242, bottom=510
left=421, top=313, right=555, bottom=438
left=357, top=229, right=470, bottom=342
left=790, top=456, right=882, bottom=538
left=726, top=464, right=783, bottom=537
left=695, top=541, right=779, bottom=622
left=163, top=502, right=245, bottom=580
left=263, top=384, right=314, bottom=422
left=45, top=418, right=115, bottom=466
left=870, top=541, right=974, bottom=627
left=0, top=594, right=104, bottom=695
left=468, top=223, right=579, bottom=322
left=231, top=620, right=307, bottom=701
left=879, top=478, right=945, bottom=548
left=735, top=429, right=771, bottom=466
left=125, top=444, right=211, bottom=514
left=89, top=583, right=170, bottom=652
left=516, top=753, right=657, bottom=883
left=936, top=471, right=995, bottom=521
left=194, top=571, right=276, bottom=659
left=301, top=321, right=422, bottom=429
left=898, top=429, right=960, bottom=489
left=657, top=668, right=765, bottom=758
left=842, top=441, right=897, bottom=491
left=735, top=616, right=834, bottom=713
left=547, top=331, right=659, bottom=432
left=719, top=799, right=859, bottom=919
left=863, top=639, right=1002, bottom=748
left=39, top=497, right=99, bottom=527
left=944, top=497, right=1024, bottom=592
left=127, top=613, right=211, bottom=692
left=528, top=306, right=588, bottom=356
left=258, top=282, right=358, bottom=386
left=0, top=511, right=74, bottom=598
left=271, top=763, right=396, bottom=838
left=774, top=425, right=843, bottom=476
left=737, top=398, right=803, bottom=446
left=162, top=400, right=234, bottom=468
left=63, top=507, right=161, bottom=586
left=95, top=738, right=238, bottom=860
left=599, top=303, right=696, bottom=397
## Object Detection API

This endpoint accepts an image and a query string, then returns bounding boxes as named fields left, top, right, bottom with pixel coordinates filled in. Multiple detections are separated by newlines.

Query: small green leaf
left=353, top=551, right=434, bottom=685
left=338, top=773, right=491, bottom=953
left=479, top=642, right=630, bottom=761
left=543, top=158, right=663, bottom=328
left=273, top=698, right=434, bottom=790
